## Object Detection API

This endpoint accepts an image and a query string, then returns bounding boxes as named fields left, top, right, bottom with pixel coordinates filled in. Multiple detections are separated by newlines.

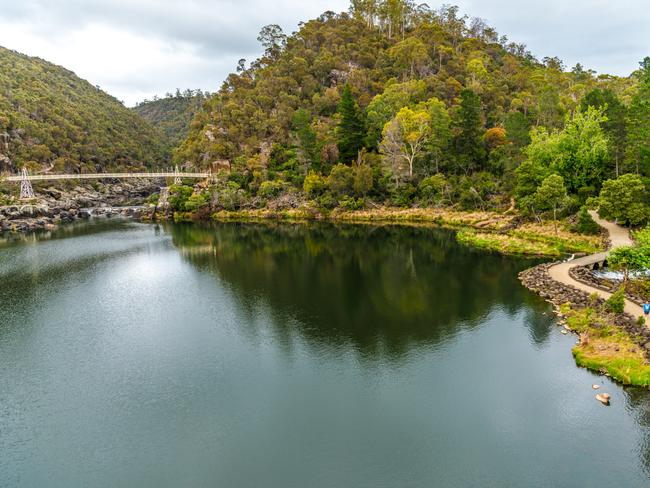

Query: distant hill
left=133, top=90, right=209, bottom=151
left=0, top=46, right=167, bottom=175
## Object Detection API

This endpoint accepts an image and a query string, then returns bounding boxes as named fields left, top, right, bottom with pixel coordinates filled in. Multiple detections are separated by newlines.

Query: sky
left=0, top=0, right=648, bottom=106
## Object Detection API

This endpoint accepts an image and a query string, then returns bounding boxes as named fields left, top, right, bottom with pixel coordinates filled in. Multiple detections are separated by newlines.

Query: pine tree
left=336, top=84, right=366, bottom=164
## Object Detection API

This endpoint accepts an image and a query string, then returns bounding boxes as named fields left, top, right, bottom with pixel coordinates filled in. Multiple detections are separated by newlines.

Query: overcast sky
left=0, top=0, right=648, bottom=106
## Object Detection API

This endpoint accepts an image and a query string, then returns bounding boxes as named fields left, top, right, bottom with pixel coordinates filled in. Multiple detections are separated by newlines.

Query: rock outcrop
left=0, top=180, right=158, bottom=232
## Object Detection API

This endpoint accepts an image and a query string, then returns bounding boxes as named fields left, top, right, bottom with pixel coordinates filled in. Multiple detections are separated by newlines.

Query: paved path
left=548, top=211, right=644, bottom=319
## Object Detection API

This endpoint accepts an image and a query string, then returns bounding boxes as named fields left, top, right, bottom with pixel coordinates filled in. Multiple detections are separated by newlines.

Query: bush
left=605, top=286, right=626, bottom=314
left=316, top=192, right=337, bottom=209
left=303, top=171, right=327, bottom=198
left=418, top=173, right=448, bottom=205
left=573, top=206, right=600, bottom=235
left=339, top=195, right=365, bottom=210
left=391, top=184, right=417, bottom=207
left=353, top=165, right=373, bottom=196
left=212, top=181, right=247, bottom=211
left=184, top=192, right=210, bottom=212
left=168, top=184, right=193, bottom=211
left=328, top=163, right=354, bottom=196
left=257, top=180, right=285, bottom=199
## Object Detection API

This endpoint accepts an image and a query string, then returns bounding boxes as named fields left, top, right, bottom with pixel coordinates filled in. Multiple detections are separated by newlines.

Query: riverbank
left=519, top=213, right=650, bottom=387
left=202, top=207, right=603, bottom=258
left=0, top=180, right=158, bottom=232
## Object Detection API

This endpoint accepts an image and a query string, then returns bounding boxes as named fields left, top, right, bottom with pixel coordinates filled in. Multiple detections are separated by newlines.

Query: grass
left=209, top=207, right=604, bottom=258
left=562, top=305, right=650, bottom=387
left=456, top=222, right=603, bottom=257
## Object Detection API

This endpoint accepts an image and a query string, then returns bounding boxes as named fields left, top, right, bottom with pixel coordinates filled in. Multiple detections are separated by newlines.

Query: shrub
left=168, top=184, right=193, bottom=211
left=257, top=180, right=285, bottom=199
left=353, top=165, right=373, bottom=196
left=184, top=192, right=210, bottom=212
left=391, top=184, right=417, bottom=207
left=317, top=192, right=337, bottom=209
left=212, top=181, right=247, bottom=211
left=339, top=196, right=365, bottom=211
left=303, top=171, right=327, bottom=198
left=327, top=163, right=354, bottom=196
left=605, top=286, right=625, bottom=314
left=573, top=206, right=600, bottom=235
left=418, top=173, right=448, bottom=205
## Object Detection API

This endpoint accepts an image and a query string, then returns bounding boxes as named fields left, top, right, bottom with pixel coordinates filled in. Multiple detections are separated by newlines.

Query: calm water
left=0, top=220, right=649, bottom=487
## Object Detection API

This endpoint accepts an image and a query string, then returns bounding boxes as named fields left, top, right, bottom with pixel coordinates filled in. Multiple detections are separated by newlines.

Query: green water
left=0, top=220, right=648, bottom=487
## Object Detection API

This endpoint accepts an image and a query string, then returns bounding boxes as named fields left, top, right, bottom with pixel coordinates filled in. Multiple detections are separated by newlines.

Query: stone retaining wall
left=519, top=263, right=650, bottom=357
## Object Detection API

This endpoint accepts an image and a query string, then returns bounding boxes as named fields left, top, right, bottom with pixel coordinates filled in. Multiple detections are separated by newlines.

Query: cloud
left=0, top=0, right=647, bottom=105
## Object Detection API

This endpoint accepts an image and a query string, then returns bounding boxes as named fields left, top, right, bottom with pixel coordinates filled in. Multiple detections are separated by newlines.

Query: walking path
left=548, top=211, right=644, bottom=319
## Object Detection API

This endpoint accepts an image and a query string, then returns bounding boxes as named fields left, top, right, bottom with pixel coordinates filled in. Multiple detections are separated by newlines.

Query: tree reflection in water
left=167, top=221, right=553, bottom=360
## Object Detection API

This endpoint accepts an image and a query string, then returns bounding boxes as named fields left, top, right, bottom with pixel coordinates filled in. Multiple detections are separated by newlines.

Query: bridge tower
left=174, top=166, right=182, bottom=185
left=20, top=168, right=35, bottom=200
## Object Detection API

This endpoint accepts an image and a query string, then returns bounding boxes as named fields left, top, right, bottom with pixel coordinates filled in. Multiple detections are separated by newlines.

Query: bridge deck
left=3, top=172, right=209, bottom=182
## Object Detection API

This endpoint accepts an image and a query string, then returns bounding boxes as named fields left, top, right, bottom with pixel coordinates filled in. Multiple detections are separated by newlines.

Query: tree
left=353, top=164, right=373, bottom=196
left=534, top=174, right=568, bottom=234
left=292, top=108, right=319, bottom=170
left=598, top=173, right=650, bottom=226
left=609, top=246, right=650, bottom=284
left=581, top=88, right=627, bottom=177
left=418, top=97, right=451, bottom=174
left=365, top=80, right=428, bottom=146
left=626, top=57, right=650, bottom=176
left=453, top=89, right=485, bottom=173
left=524, top=107, right=609, bottom=195
left=257, top=25, right=286, bottom=60
left=387, top=37, right=430, bottom=80
left=337, top=84, right=367, bottom=164
left=380, top=107, right=431, bottom=179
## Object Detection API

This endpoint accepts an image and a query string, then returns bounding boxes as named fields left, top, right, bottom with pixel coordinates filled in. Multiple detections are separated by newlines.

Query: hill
left=174, top=1, right=647, bottom=221
left=133, top=90, right=209, bottom=151
left=0, top=46, right=167, bottom=175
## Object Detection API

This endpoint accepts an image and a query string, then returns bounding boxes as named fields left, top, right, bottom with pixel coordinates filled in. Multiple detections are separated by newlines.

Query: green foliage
left=626, top=58, right=650, bottom=176
left=453, top=89, right=485, bottom=172
left=609, top=246, right=650, bottom=280
left=353, top=164, right=373, bottom=196
left=338, top=195, right=365, bottom=210
left=292, top=108, right=320, bottom=169
left=534, top=174, right=568, bottom=224
left=184, top=192, right=211, bottom=212
left=418, top=173, right=448, bottom=205
left=598, top=173, right=650, bottom=226
left=168, top=185, right=194, bottom=211
left=336, top=84, right=366, bottom=164
left=573, top=206, right=600, bottom=235
left=605, top=286, right=626, bottom=314
left=258, top=180, right=286, bottom=199
left=0, top=46, right=166, bottom=173
left=524, top=107, right=609, bottom=195
left=328, top=163, right=354, bottom=195
left=303, top=171, right=327, bottom=198
left=134, top=90, right=208, bottom=152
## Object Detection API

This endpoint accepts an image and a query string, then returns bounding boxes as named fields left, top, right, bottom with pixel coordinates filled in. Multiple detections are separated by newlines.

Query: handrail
left=3, top=172, right=210, bottom=182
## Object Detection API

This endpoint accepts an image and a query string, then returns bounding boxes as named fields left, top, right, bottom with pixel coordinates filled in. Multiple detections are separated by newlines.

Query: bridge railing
left=3, top=172, right=210, bottom=182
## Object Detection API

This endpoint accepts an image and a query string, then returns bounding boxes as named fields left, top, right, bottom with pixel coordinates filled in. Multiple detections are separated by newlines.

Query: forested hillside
left=133, top=89, right=209, bottom=151
left=0, top=46, right=166, bottom=175
left=175, top=1, right=649, bottom=225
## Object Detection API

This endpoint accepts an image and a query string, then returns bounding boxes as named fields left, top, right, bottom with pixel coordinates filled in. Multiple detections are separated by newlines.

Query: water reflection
left=167, top=222, right=551, bottom=358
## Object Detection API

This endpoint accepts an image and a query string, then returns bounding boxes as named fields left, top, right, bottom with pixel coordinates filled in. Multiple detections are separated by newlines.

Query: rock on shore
left=0, top=180, right=158, bottom=233
left=519, top=263, right=650, bottom=357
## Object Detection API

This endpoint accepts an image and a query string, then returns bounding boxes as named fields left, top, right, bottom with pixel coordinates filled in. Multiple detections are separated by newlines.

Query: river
left=0, top=220, right=648, bottom=487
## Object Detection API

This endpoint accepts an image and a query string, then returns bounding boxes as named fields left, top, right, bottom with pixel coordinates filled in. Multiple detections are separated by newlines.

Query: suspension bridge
left=2, top=166, right=211, bottom=199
